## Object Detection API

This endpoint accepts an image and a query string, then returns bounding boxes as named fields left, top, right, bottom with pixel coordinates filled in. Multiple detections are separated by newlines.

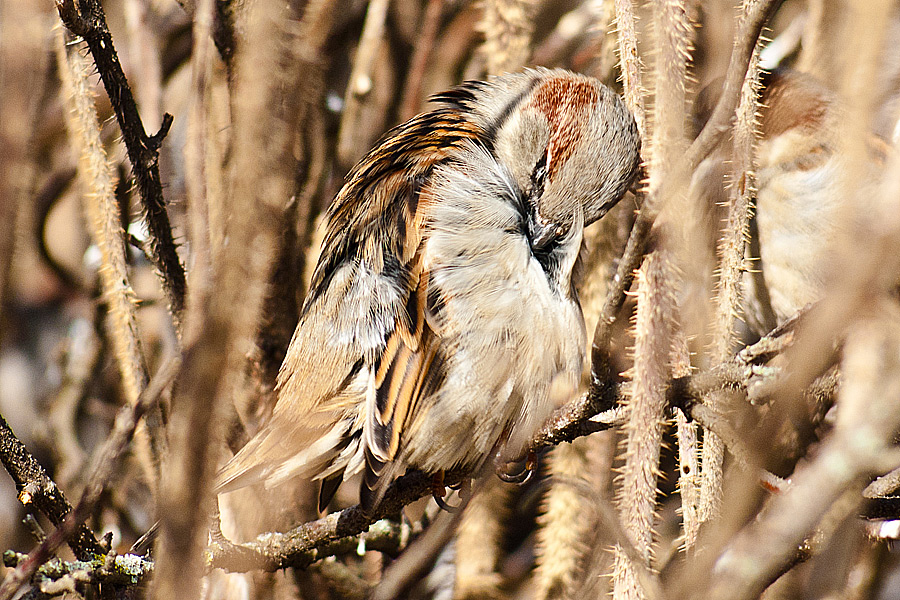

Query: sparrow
left=746, top=68, right=844, bottom=334
left=216, top=68, right=641, bottom=513
left=694, top=69, right=885, bottom=336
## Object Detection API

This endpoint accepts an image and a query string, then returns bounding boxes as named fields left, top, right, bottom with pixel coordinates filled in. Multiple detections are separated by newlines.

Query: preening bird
left=216, top=68, right=641, bottom=513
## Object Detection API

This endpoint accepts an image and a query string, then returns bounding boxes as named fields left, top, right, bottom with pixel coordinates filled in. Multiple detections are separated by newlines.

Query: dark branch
left=0, top=359, right=178, bottom=599
left=55, top=0, right=187, bottom=328
left=0, top=416, right=104, bottom=561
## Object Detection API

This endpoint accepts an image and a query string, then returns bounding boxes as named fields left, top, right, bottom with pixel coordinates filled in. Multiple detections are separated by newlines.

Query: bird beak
left=529, top=209, right=558, bottom=251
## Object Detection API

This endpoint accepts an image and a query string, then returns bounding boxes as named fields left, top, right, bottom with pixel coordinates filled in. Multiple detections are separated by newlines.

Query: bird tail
left=215, top=417, right=359, bottom=495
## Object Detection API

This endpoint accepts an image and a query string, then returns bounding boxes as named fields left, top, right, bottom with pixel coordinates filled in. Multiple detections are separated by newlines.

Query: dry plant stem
left=184, top=0, right=216, bottom=314
left=531, top=396, right=627, bottom=452
left=455, top=477, right=511, bottom=599
left=479, top=0, right=538, bottom=75
left=672, top=334, right=700, bottom=551
left=700, top=31, right=763, bottom=525
left=0, top=357, right=178, bottom=600
left=372, top=507, right=466, bottom=600
left=154, top=0, right=321, bottom=594
left=535, top=439, right=592, bottom=600
left=252, top=0, right=336, bottom=395
left=612, top=0, right=647, bottom=136
left=589, top=0, right=647, bottom=381
left=48, top=320, right=98, bottom=488
left=612, top=0, right=692, bottom=589
left=710, top=31, right=761, bottom=363
left=399, top=0, right=444, bottom=120
left=314, top=560, right=372, bottom=600
left=613, top=249, right=676, bottom=600
left=55, top=0, right=186, bottom=328
left=0, top=12, right=45, bottom=326
left=591, top=0, right=779, bottom=400
left=708, top=311, right=900, bottom=600
left=337, top=0, right=389, bottom=165
left=795, top=0, right=840, bottom=83
left=56, top=28, right=154, bottom=477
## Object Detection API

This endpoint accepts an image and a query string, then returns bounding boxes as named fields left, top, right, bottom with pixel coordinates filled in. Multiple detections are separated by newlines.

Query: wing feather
left=218, top=109, right=482, bottom=502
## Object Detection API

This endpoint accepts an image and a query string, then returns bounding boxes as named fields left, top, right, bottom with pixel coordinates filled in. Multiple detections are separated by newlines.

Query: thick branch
left=209, top=470, right=462, bottom=572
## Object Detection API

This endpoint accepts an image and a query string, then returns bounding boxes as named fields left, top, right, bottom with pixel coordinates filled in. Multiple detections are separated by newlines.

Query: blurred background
left=3, top=0, right=900, bottom=598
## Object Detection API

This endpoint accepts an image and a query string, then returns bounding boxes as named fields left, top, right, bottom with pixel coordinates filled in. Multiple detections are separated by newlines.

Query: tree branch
left=0, top=416, right=105, bottom=561
left=55, top=0, right=187, bottom=329
left=0, top=358, right=178, bottom=600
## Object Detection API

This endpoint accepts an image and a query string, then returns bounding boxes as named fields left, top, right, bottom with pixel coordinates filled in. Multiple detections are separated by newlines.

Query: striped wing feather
left=217, top=107, right=481, bottom=510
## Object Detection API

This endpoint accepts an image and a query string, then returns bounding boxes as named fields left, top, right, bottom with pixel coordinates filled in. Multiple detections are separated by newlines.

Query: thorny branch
left=55, top=0, right=187, bottom=328
left=589, top=0, right=782, bottom=402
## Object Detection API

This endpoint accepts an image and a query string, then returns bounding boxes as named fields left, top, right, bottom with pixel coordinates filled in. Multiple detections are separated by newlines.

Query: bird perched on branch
left=217, top=68, right=641, bottom=513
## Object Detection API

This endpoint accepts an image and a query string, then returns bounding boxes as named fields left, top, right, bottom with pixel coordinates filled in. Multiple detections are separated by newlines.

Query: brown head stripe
left=526, top=77, right=599, bottom=179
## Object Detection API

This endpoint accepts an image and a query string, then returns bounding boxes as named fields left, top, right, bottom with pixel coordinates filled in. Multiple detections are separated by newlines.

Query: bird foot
left=495, top=450, right=538, bottom=484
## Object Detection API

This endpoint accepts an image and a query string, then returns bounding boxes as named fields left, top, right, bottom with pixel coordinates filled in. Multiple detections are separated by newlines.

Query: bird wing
left=217, top=106, right=484, bottom=500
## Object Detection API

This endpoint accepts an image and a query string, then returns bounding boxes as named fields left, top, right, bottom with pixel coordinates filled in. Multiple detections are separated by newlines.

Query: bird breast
left=402, top=145, right=587, bottom=473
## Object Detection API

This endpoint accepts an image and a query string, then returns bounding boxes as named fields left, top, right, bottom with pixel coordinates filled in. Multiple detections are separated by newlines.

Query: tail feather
left=215, top=418, right=357, bottom=494
left=360, top=445, right=404, bottom=514
left=318, top=471, right=344, bottom=512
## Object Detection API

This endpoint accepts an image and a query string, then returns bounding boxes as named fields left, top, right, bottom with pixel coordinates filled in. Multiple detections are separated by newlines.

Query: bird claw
left=495, top=450, right=538, bottom=484
left=432, top=490, right=461, bottom=513
left=431, top=472, right=464, bottom=513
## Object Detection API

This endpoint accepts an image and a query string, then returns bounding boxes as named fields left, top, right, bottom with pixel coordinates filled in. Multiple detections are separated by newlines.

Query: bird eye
left=554, top=225, right=566, bottom=237
left=530, top=155, right=548, bottom=191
